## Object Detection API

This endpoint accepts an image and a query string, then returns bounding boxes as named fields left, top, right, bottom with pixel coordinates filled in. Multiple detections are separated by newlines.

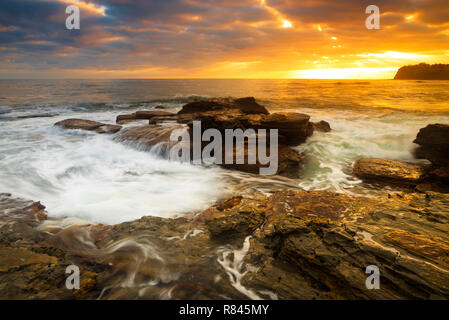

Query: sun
left=281, top=20, right=292, bottom=28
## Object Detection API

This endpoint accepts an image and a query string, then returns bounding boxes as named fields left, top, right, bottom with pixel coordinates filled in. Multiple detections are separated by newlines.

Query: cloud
left=0, top=0, right=448, bottom=78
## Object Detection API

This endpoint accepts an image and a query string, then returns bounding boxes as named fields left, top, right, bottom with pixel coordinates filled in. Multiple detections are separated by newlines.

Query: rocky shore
left=53, top=97, right=331, bottom=177
left=1, top=97, right=449, bottom=300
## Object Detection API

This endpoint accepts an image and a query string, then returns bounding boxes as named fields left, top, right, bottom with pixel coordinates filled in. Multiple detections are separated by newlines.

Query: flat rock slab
left=353, top=158, right=429, bottom=186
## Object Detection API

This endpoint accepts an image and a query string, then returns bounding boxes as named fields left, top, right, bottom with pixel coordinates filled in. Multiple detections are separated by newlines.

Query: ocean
left=1, top=79, right=449, bottom=224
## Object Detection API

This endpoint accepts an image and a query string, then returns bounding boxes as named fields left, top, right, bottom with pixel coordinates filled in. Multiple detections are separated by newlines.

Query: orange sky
left=0, top=0, right=448, bottom=79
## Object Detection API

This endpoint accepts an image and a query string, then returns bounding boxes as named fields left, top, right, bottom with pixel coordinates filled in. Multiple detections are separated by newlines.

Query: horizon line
left=0, top=77, right=394, bottom=80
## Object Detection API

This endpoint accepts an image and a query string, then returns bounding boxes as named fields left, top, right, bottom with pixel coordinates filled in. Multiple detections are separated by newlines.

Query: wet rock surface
left=110, top=97, right=325, bottom=177
left=114, top=124, right=187, bottom=152
left=116, top=111, right=175, bottom=124
left=0, top=193, right=100, bottom=299
left=2, top=190, right=449, bottom=300
left=55, top=119, right=122, bottom=134
left=353, top=158, right=430, bottom=187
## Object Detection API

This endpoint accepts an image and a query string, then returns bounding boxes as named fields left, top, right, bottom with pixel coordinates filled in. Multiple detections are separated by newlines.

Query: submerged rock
left=55, top=119, right=122, bottom=134
left=353, top=158, right=429, bottom=187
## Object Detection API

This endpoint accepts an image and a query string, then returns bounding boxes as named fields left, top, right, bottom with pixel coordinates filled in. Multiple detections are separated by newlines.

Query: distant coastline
left=394, top=63, right=449, bottom=80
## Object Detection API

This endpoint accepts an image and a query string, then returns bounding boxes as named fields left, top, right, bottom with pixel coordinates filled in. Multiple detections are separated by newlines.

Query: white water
left=2, top=106, right=449, bottom=224
left=0, top=112, right=230, bottom=224
left=1, top=79, right=449, bottom=224
left=295, top=109, right=449, bottom=193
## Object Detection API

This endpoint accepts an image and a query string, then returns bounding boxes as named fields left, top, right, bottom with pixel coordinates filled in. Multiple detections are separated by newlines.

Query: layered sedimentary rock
left=2, top=190, right=449, bottom=300
left=54, top=119, right=122, bottom=134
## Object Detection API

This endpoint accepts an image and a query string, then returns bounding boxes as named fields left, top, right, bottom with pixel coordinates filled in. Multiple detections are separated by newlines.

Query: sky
left=0, top=0, right=448, bottom=79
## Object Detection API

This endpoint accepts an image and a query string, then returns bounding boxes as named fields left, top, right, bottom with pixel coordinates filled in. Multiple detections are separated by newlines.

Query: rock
left=114, top=124, right=302, bottom=177
left=136, top=110, right=174, bottom=120
left=178, top=97, right=269, bottom=115
left=178, top=100, right=228, bottom=115
left=312, top=120, right=331, bottom=132
left=183, top=110, right=313, bottom=146
left=149, top=113, right=194, bottom=125
left=429, top=166, right=449, bottom=183
left=246, top=112, right=313, bottom=145
left=116, top=113, right=138, bottom=124
left=383, top=230, right=449, bottom=261
left=0, top=247, right=57, bottom=272
left=113, top=97, right=316, bottom=176
left=233, top=97, right=270, bottom=114
left=94, top=124, right=122, bottom=134
left=55, top=119, right=103, bottom=130
left=0, top=194, right=102, bottom=299
left=113, top=124, right=186, bottom=152
left=116, top=111, right=175, bottom=124
left=220, top=142, right=302, bottom=177
left=414, top=124, right=449, bottom=166
left=55, top=119, right=122, bottom=134
left=353, top=158, right=429, bottom=186
left=2, top=190, right=449, bottom=299
left=415, top=124, right=449, bottom=146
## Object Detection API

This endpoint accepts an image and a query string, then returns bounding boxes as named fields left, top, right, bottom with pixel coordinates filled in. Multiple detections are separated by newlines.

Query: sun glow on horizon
left=291, top=67, right=398, bottom=79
